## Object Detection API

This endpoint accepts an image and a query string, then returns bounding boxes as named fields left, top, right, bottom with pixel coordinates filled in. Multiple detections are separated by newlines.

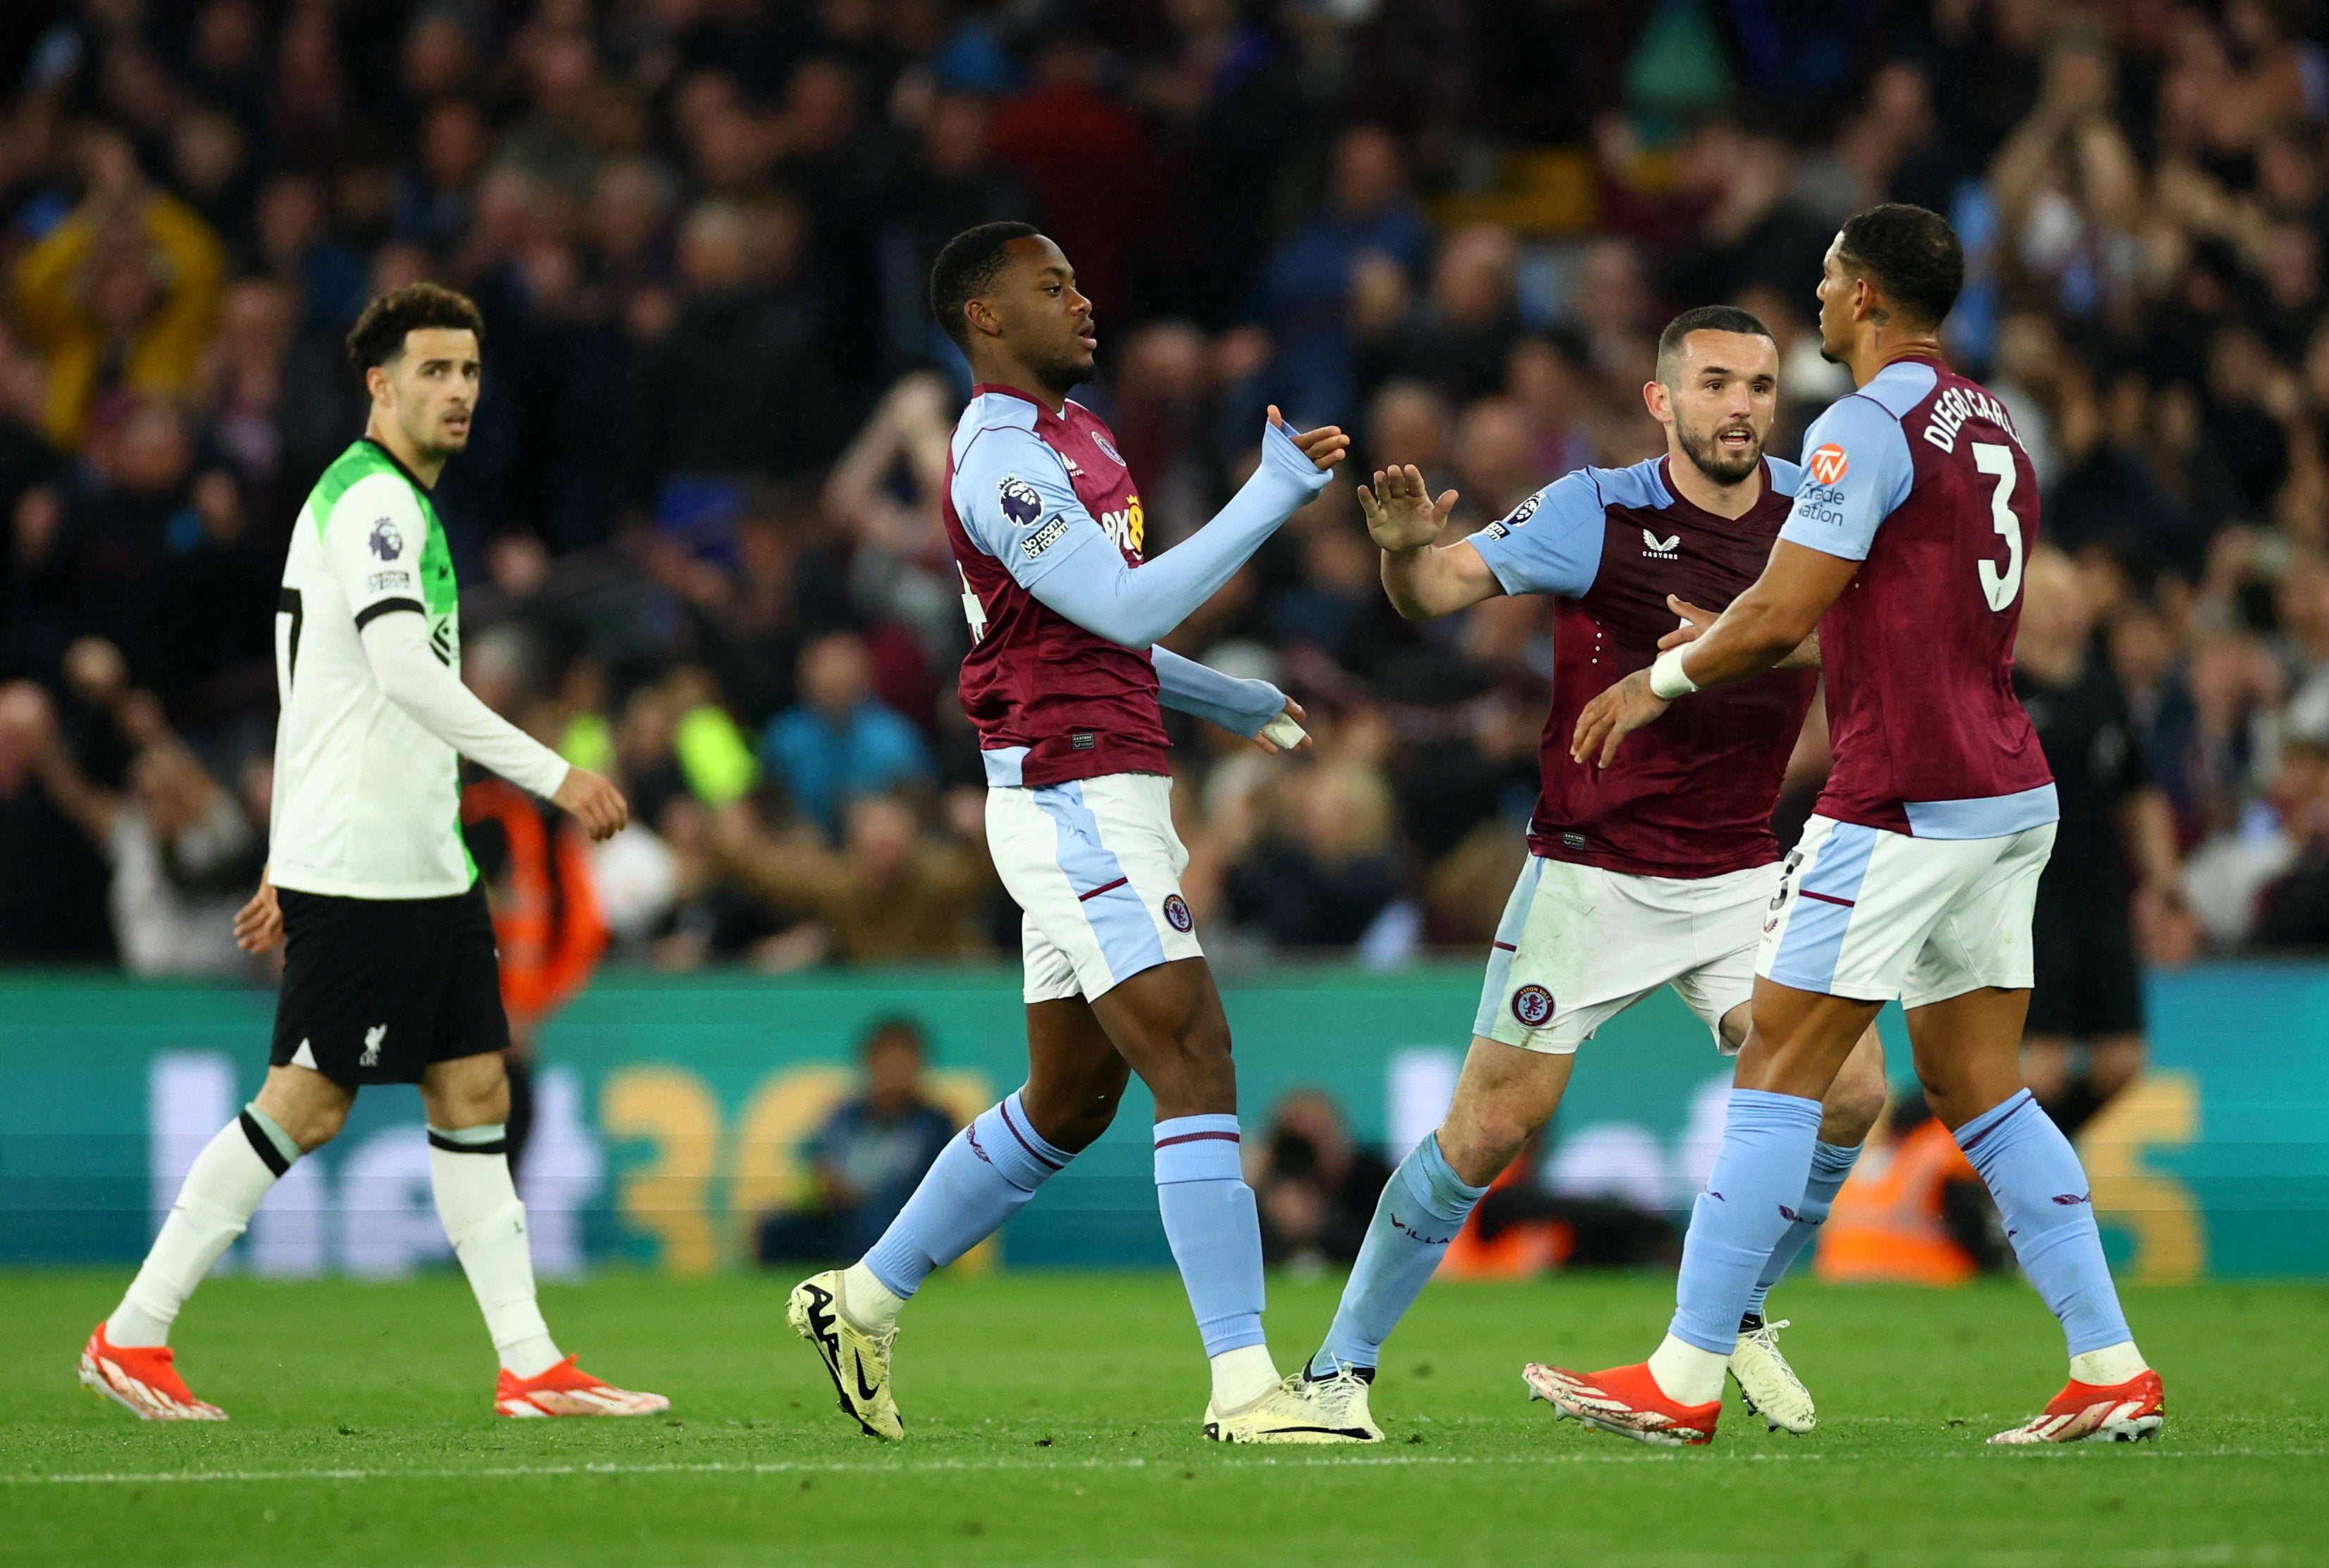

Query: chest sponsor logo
left=1642, top=528, right=1680, bottom=559
left=1482, top=491, right=1543, bottom=541
left=1808, top=444, right=1849, bottom=486
left=998, top=475, right=1043, bottom=527
left=368, top=518, right=404, bottom=559
left=1098, top=494, right=1145, bottom=556
left=1023, top=512, right=1072, bottom=559
left=1092, top=434, right=1124, bottom=466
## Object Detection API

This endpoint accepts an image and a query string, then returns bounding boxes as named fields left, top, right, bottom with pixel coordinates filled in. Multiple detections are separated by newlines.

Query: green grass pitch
left=3, top=1268, right=2321, bottom=1567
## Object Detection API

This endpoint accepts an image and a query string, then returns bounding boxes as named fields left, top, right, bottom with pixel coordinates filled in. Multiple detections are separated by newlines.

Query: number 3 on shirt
left=1971, top=442, right=2025, bottom=612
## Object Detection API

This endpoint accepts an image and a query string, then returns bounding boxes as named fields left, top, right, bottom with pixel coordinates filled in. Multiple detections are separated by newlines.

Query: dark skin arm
left=1571, top=540, right=1861, bottom=766
left=1658, top=596, right=1821, bottom=668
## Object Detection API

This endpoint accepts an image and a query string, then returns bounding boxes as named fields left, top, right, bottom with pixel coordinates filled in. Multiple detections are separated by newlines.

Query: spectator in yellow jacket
left=11, top=129, right=224, bottom=451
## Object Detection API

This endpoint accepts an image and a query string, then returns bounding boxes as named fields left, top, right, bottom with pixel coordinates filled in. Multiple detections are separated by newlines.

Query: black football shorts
left=269, top=881, right=510, bottom=1085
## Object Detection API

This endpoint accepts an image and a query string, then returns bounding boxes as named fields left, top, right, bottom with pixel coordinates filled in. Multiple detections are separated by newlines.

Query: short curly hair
left=1836, top=204, right=1963, bottom=330
left=345, top=282, right=485, bottom=378
left=929, top=221, right=1041, bottom=353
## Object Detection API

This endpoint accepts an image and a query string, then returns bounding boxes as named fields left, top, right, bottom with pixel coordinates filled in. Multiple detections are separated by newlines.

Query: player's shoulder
left=323, top=463, right=427, bottom=549
left=950, top=391, right=1061, bottom=480
left=1830, top=359, right=1942, bottom=429
left=1803, top=374, right=1925, bottom=464
left=1765, top=455, right=1805, bottom=497
left=1580, top=456, right=1672, bottom=514
left=1486, top=460, right=1661, bottom=539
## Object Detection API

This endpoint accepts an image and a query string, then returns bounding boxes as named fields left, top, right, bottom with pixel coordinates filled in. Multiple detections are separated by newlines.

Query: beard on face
left=1676, top=415, right=1763, bottom=485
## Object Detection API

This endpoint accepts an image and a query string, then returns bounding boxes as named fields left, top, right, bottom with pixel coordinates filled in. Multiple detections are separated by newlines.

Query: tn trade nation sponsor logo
left=1808, top=443, right=1849, bottom=485
left=1510, top=983, right=1555, bottom=1028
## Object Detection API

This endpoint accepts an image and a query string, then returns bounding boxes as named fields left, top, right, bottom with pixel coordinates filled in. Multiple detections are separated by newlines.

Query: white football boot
left=788, top=1269, right=903, bottom=1441
left=1729, top=1317, right=1817, bottom=1433
left=1297, top=1359, right=1386, bottom=1442
left=1204, top=1373, right=1378, bottom=1444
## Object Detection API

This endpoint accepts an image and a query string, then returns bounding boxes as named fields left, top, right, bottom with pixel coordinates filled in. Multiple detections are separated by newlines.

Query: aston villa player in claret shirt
left=1298, top=306, right=1888, bottom=1442
left=786, top=223, right=1383, bottom=1445
left=1550, top=204, right=2163, bottom=1450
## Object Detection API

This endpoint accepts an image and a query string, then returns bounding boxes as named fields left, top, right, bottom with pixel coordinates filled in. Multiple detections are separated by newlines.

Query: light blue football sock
left=1310, top=1133, right=1488, bottom=1376
left=1743, top=1138, right=1862, bottom=1319
left=1153, top=1115, right=1268, bottom=1357
left=862, top=1090, right=1069, bottom=1298
left=1669, top=1089, right=1825, bottom=1354
left=1952, top=1089, right=2132, bottom=1355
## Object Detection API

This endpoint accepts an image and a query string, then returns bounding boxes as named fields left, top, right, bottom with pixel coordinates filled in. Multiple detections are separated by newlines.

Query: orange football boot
left=1524, top=1359, right=1720, bottom=1447
left=495, top=1355, right=670, bottom=1418
left=79, top=1324, right=227, bottom=1421
left=1989, top=1369, right=2165, bottom=1444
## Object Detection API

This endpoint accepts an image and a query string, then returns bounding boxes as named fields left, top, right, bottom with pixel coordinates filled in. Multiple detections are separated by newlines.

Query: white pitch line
left=5, top=1445, right=2323, bottom=1486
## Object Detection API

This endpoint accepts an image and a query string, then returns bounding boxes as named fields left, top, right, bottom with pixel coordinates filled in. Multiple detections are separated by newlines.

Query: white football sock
left=2069, top=1340, right=2148, bottom=1386
left=108, top=1113, right=290, bottom=1348
left=840, top=1260, right=906, bottom=1331
left=1646, top=1332, right=1729, bottom=1406
left=1210, top=1343, right=1280, bottom=1410
left=428, top=1126, right=561, bottom=1378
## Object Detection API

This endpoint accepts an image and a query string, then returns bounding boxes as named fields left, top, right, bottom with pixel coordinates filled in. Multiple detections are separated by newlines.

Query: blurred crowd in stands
left=8, top=0, right=2329, bottom=987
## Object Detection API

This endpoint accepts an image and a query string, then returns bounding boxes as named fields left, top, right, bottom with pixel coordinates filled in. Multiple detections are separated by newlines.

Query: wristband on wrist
left=1648, top=646, right=1700, bottom=700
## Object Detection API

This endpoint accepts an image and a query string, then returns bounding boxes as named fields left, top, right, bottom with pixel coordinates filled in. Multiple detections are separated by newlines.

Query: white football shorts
left=1756, top=814, right=2056, bottom=1007
left=986, top=771, right=1203, bottom=1004
left=1472, top=854, right=1779, bottom=1055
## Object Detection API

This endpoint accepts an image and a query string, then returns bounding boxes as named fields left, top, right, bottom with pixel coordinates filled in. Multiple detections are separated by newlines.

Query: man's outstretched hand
left=1358, top=463, right=1460, bottom=553
left=1269, top=405, right=1349, bottom=472
left=553, top=766, right=631, bottom=841
left=1252, top=696, right=1313, bottom=756
left=1571, top=668, right=1672, bottom=769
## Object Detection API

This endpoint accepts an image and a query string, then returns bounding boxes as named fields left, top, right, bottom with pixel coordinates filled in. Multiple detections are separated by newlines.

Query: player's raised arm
left=959, top=407, right=1343, bottom=650
left=1374, top=467, right=1606, bottom=622
left=1363, top=464, right=1489, bottom=618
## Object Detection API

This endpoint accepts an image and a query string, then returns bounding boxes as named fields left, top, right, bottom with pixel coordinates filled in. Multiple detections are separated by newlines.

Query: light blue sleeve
left=1462, top=471, right=1608, bottom=597
left=1150, top=647, right=1285, bottom=738
left=956, top=418, right=1332, bottom=649
left=950, top=425, right=1103, bottom=591
left=1778, top=396, right=1916, bottom=563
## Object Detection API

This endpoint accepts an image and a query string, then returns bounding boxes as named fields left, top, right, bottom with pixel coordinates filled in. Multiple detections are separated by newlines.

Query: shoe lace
left=1750, top=1321, right=1808, bottom=1387
left=1305, top=1368, right=1368, bottom=1420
